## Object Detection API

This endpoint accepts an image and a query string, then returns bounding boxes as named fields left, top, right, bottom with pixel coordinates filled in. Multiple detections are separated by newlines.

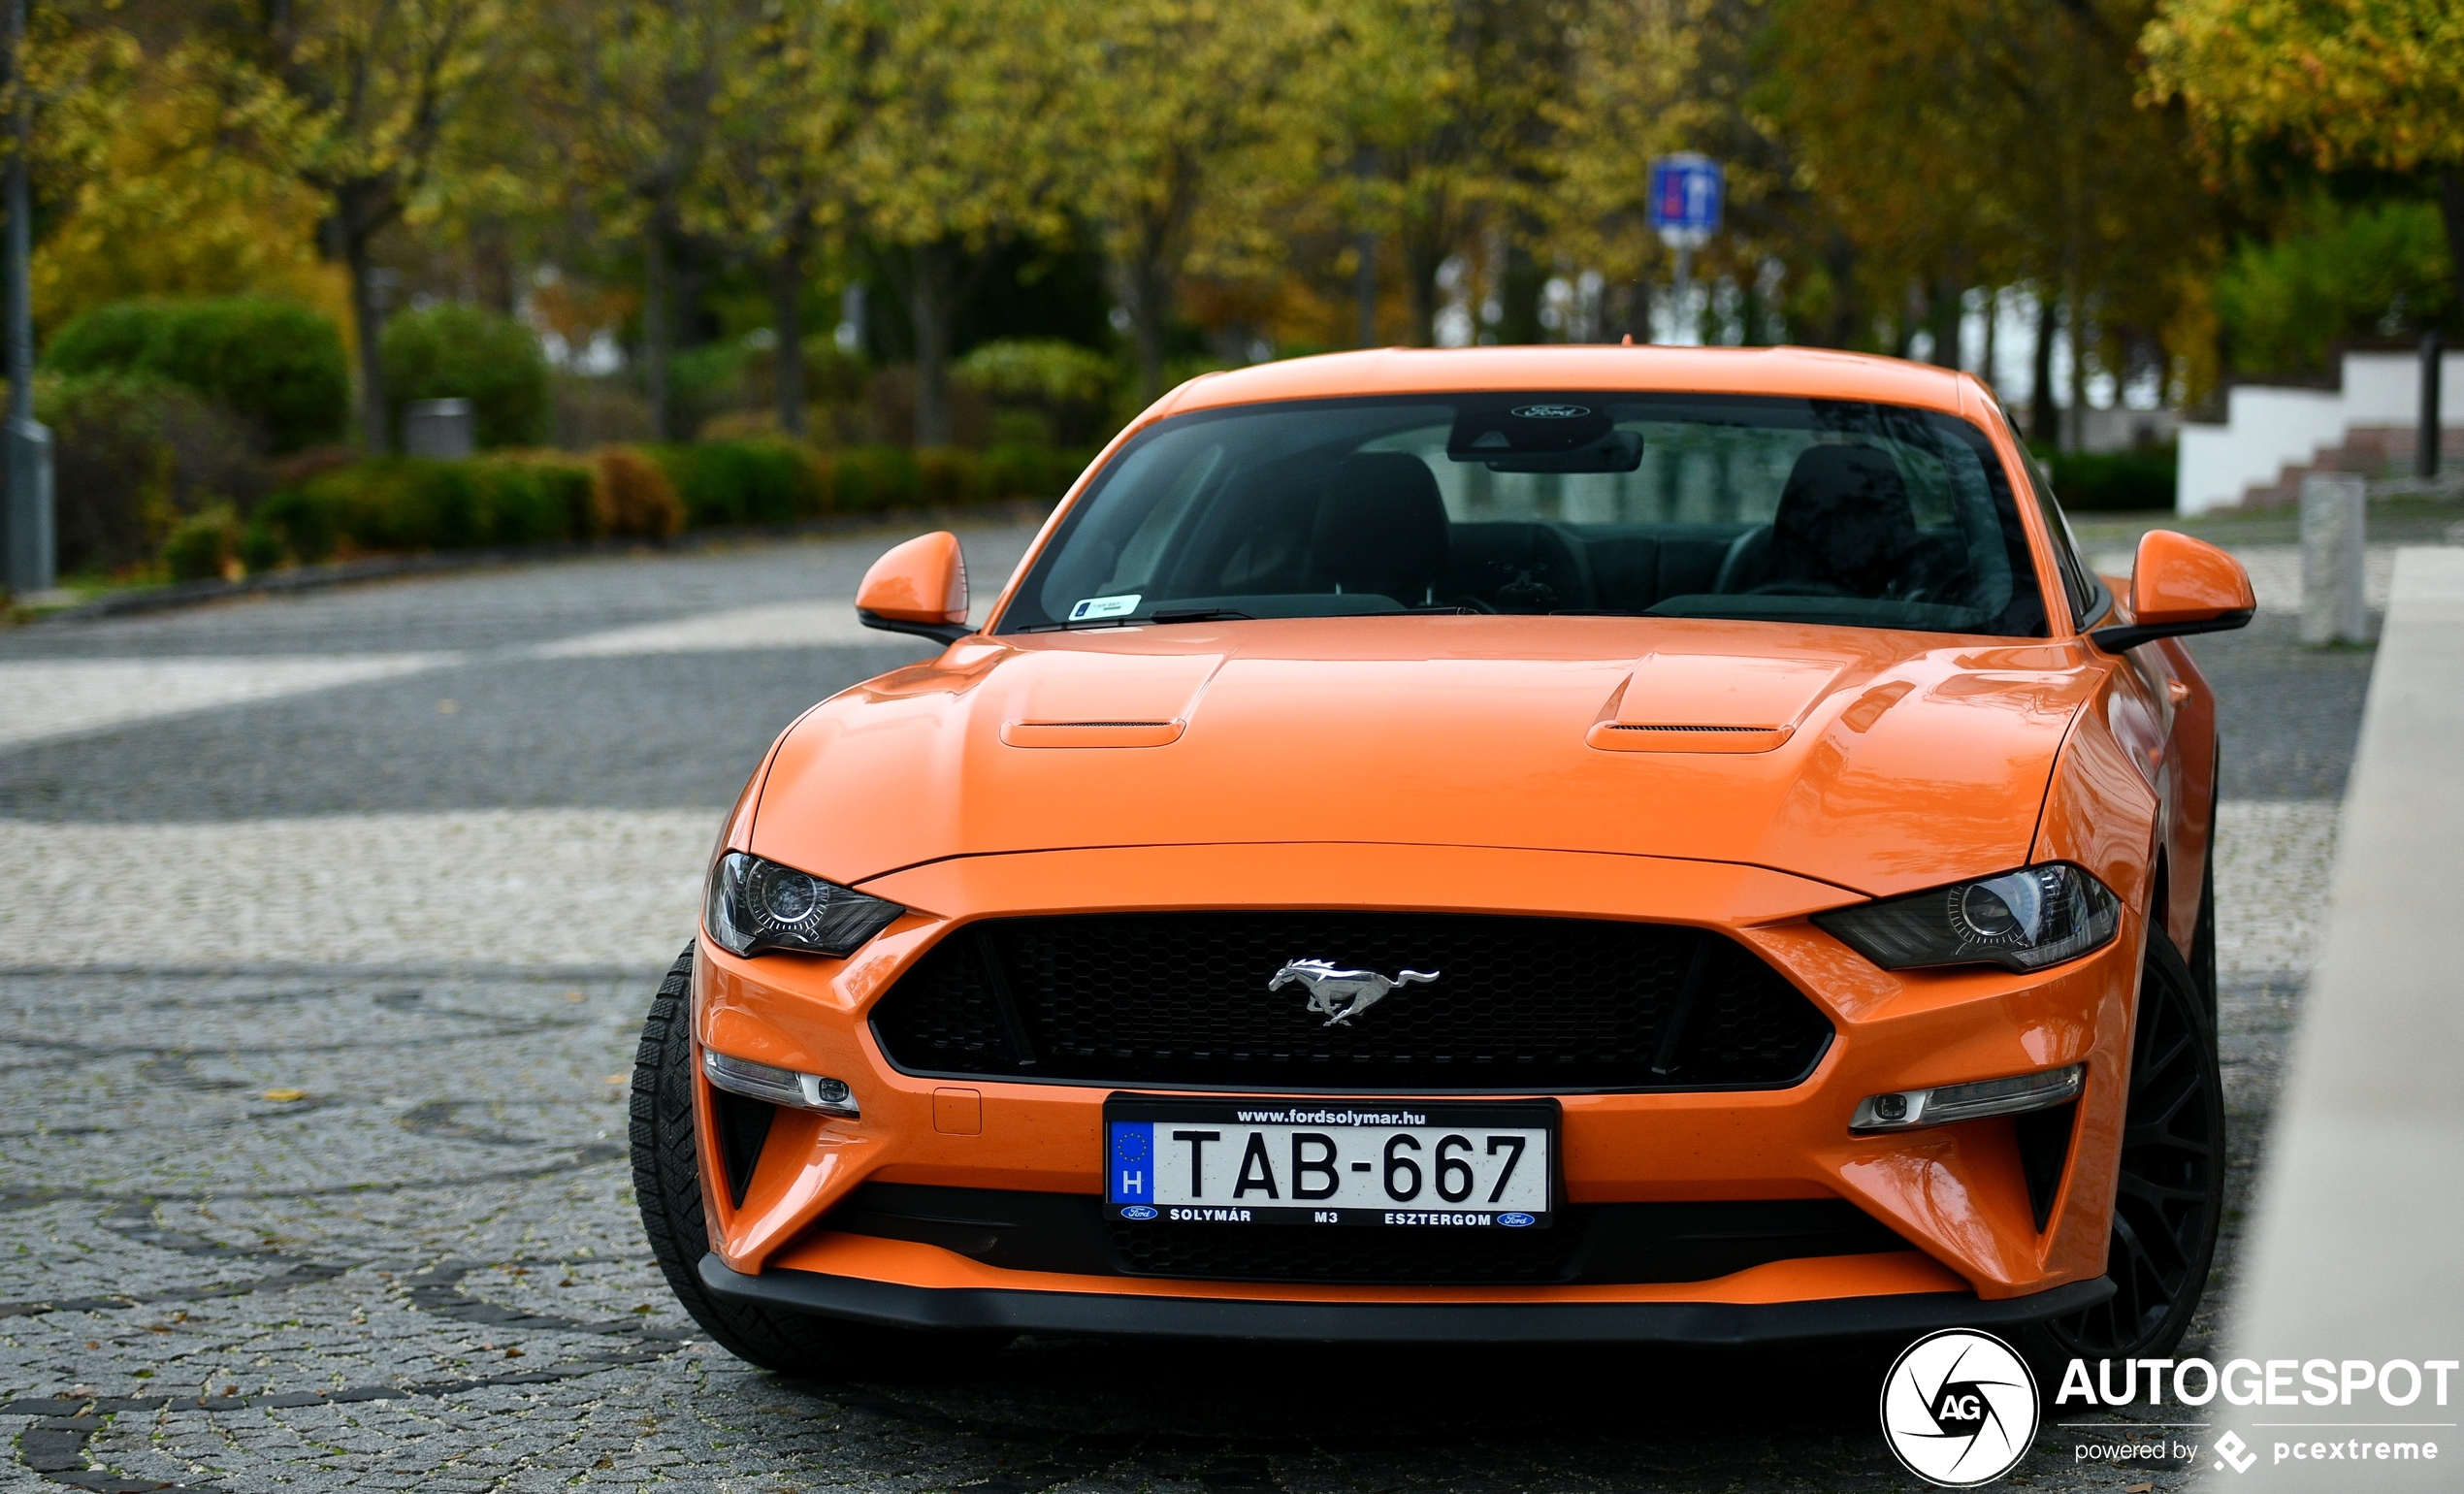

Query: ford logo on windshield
left=1497, top=1212, right=1536, bottom=1228
left=1509, top=404, right=1590, bottom=419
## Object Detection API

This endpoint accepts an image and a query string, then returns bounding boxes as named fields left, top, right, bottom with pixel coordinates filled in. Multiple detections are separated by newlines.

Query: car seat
left=1714, top=443, right=1920, bottom=598
left=1306, top=453, right=1451, bottom=604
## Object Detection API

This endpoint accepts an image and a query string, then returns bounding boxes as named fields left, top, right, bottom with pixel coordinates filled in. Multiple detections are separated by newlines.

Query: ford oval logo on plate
left=1497, top=1212, right=1536, bottom=1228
left=1509, top=404, right=1590, bottom=419
left=1121, top=1205, right=1158, bottom=1220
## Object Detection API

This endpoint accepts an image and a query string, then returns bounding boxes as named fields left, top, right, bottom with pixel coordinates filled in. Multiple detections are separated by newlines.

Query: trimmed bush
left=246, top=452, right=600, bottom=566
left=380, top=303, right=552, bottom=449
left=37, top=372, right=271, bottom=575
left=828, top=444, right=921, bottom=513
left=161, top=504, right=243, bottom=582
left=44, top=298, right=348, bottom=452
left=2045, top=446, right=2177, bottom=512
left=648, top=439, right=824, bottom=527
left=592, top=446, right=685, bottom=539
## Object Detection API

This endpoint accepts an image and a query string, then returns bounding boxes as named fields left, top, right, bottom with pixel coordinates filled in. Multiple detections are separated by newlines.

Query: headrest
left=1770, top=444, right=1916, bottom=591
left=1308, top=453, right=1450, bottom=603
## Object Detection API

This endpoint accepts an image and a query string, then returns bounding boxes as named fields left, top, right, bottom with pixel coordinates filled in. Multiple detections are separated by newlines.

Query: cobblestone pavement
left=0, top=526, right=2392, bottom=1492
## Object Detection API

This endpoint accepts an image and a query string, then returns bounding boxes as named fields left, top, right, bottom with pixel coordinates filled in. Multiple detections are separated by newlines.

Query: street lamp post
left=2, top=0, right=50, bottom=597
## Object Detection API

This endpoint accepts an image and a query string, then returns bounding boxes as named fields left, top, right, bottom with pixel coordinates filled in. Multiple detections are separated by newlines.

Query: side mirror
left=857, top=531, right=971, bottom=644
left=2088, top=529, right=2255, bottom=653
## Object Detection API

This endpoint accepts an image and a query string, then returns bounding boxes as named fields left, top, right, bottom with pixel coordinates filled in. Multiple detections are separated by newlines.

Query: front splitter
left=697, top=1253, right=2112, bottom=1346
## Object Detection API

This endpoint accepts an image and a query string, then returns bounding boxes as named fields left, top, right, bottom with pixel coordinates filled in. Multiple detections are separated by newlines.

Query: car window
left=2018, top=449, right=2107, bottom=629
left=1000, top=392, right=2050, bottom=637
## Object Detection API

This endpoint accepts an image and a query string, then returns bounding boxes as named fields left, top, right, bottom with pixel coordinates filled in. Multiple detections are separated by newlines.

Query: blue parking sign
left=1647, top=154, right=1723, bottom=237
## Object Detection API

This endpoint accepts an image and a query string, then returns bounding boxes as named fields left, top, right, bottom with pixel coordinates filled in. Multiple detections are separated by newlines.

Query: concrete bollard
left=402, top=398, right=475, bottom=460
left=2300, top=471, right=2367, bottom=645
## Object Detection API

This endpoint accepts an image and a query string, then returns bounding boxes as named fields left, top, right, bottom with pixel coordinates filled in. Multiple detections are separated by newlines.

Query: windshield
left=999, top=392, right=2048, bottom=636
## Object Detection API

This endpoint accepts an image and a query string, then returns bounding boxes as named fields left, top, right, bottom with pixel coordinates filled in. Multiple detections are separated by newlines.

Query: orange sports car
left=627, top=345, right=2254, bottom=1372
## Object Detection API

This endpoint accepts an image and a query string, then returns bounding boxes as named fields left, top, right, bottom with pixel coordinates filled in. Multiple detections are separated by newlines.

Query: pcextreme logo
left=1880, top=1329, right=2041, bottom=1487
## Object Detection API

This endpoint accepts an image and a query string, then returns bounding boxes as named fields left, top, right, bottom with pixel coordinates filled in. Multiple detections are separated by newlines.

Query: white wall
left=2177, top=350, right=2463, bottom=515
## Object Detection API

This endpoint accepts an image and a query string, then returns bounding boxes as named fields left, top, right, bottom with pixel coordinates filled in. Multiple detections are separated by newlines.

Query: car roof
left=1157, top=344, right=1973, bottom=419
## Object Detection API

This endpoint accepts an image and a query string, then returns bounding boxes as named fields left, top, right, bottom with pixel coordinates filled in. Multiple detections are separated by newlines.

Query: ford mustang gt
left=628, top=345, right=2253, bottom=1373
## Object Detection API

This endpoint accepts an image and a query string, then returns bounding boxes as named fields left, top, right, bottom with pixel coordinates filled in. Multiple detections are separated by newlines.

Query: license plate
left=1104, top=1094, right=1556, bottom=1228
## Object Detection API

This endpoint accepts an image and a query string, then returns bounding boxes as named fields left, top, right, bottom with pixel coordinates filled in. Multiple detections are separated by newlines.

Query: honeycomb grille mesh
left=868, top=911, right=1831, bottom=1090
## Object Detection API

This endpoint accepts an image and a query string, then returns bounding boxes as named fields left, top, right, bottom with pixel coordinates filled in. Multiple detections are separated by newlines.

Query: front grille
left=867, top=911, right=1831, bottom=1091
left=824, top=1184, right=1910, bottom=1285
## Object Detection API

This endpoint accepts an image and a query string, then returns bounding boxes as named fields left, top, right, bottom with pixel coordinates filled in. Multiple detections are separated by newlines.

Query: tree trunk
left=643, top=221, right=671, bottom=442
left=1354, top=230, right=1379, bottom=348
left=1118, top=239, right=1170, bottom=406
left=343, top=229, right=389, bottom=455
left=2066, top=281, right=2089, bottom=455
left=2029, top=288, right=2059, bottom=446
left=1625, top=276, right=1651, bottom=343
left=1930, top=279, right=1962, bottom=369
left=910, top=239, right=956, bottom=447
left=1982, top=287, right=1999, bottom=394
left=1496, top=240, right=1543, bottom=345
left=2442, top=171, right=2464, bottom=340
left=1403, top=224, right=1447, bottom=346
left=771, top=238, right=806, bottom=439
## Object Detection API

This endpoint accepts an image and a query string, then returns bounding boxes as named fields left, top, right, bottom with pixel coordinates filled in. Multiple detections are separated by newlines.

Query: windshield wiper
left=1011, top=607, right=1257, bottom=633
left=1148, top=607, right=1255, bottom=624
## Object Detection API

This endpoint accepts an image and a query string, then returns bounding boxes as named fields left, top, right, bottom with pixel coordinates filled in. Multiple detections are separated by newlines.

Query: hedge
left=229, top=438, right=1089, bottom=573
left=381, top=303, right=552, bottom=449
left=44, top=297, right=349, bottom=453
left=2043, top=445, right=2177, bottom=513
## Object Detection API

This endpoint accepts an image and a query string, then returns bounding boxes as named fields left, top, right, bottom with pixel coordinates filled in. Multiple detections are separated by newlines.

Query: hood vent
left=1001, top=719, right=1185, bottom=748
left=1587, top=722, right=1792, bottom=754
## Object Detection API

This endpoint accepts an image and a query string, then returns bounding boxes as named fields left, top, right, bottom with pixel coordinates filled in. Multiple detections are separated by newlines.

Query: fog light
left=1851, top=1063, right=2082, bottom=1133
left=701, top=1050, right=859, bottom=1119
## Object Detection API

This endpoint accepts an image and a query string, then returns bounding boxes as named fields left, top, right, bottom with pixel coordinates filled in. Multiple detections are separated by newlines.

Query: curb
left=21, top=499, right=1056, bottom=625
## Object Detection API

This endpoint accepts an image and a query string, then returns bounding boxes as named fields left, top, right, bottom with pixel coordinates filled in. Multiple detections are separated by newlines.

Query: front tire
left=631, top=944, right=998, bottom=1376
left=2025, top=928, right=2225, bottom=1367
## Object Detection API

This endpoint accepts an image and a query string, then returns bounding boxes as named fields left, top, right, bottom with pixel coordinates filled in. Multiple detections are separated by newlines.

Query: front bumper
left=689, top=842, right=2136, bottom=1312
left=699, top=1251, right=2114, bottom=1344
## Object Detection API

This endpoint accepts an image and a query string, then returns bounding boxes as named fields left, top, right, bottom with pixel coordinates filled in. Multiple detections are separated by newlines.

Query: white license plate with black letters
left=1104, top=1095, right=1556, bottom=1228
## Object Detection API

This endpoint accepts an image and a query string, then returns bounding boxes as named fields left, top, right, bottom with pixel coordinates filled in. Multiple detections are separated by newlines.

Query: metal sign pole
left=2, top=0, right=50, bottom=596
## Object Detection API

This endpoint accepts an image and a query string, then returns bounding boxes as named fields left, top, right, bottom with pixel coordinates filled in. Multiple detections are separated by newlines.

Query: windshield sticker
left=1069, top=594, right=1142, bottom=622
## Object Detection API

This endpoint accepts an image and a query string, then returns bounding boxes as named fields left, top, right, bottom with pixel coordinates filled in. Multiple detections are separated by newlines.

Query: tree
left=848, top=0, right=1076, bottom=446
left=1059, top=0, right=1318, bottom=401
left=530, top=0, right=737, bottom=441
left=194, top=0, right=503, bottom=454
left=2143, top=0, right=2464, bottom=316
left=1762, top=0, right=2221, bottom=438
left=1298, top=0, right=1583, bottom=346
left=698, top=0, right=872, bottom=437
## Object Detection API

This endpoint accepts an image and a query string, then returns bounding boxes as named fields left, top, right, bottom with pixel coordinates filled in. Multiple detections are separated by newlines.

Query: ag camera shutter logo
left=1880, top=1329, right=2040, bottom=1486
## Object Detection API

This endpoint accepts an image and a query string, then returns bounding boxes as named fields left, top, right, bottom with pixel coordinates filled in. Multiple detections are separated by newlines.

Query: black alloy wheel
left=631, top=943, right=1004, bottom=1377
left=2026, top=928, right=2225, bottom=1366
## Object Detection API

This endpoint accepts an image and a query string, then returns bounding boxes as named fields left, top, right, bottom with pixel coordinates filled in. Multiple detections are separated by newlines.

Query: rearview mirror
left=2088, top=529, right=2255, bottom=653
left=857, top=531, right=971, bottom=645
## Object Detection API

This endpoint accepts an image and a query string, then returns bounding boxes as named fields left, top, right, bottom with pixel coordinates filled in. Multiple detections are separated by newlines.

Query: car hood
left=751, top=615, right=2106, bottom=900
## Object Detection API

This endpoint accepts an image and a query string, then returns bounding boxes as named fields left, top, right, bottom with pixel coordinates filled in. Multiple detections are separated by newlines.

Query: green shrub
left=44, top=297, right=348, bottom=452
left=955, top=339, right=1119, bottom=406
left=829, top=444, right=920, bottom=513
left=36, top=372, right=272, bottom=575
left=2044, top=445, right=2177, bottom=512
left=380, top=302, right=553, bottom=449
left=648, top=439, right=822, bottom=527
left=161, top=504, right=242, bottom=581
left=916, top=447, right=981, bottom=507
left=591, top=446, right=685, bottom=538
left=247, top=453, right=600, bottom=566
left=981, top=443, right=1090, bottom=503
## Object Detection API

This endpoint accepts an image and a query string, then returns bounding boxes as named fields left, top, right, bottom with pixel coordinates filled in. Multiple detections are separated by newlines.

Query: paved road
left=0, top=527, right=2389, bottom=1492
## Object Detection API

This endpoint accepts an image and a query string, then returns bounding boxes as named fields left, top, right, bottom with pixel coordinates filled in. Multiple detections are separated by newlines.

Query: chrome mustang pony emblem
left=1268, top=959, right=1440, bottom=1026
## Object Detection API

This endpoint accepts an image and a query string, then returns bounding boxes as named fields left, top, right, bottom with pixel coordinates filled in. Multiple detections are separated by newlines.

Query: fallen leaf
left=605, top=1074, right=628, bottom=1085
left=263, top=1088, right=308, bottom=1103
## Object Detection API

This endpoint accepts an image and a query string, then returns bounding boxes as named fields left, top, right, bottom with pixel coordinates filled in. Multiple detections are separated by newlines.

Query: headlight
left=1813, top=863, right=2120, bottom=972
left=704, top=851, right=903, bottom=958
